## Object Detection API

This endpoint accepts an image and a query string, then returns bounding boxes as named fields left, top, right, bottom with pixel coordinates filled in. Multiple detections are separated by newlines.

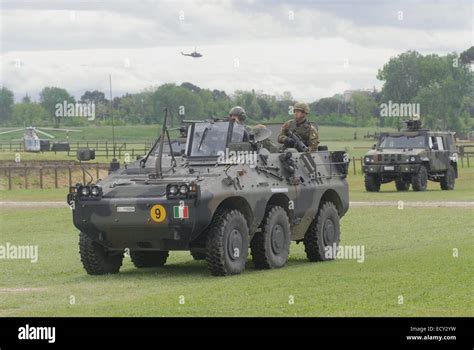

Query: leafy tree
left=39, top=87, right=75, bottom=127
left=11, top=102, right=49, bottom=126
left=0, top=87, right=15, bottom=124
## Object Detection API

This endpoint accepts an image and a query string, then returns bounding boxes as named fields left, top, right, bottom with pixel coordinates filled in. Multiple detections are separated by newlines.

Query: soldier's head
left=293, top=102, right=310, bottom=123
left=228, top=106, right=247, bottom=123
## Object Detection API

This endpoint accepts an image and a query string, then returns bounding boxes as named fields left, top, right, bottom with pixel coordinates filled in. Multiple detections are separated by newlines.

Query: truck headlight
left=410, top=156, right=416, bottom=162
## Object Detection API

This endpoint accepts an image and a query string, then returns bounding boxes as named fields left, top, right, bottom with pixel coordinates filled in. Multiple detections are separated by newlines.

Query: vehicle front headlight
left=168, top=185, right=178, bottom=195
left=91, top=186, right=101, bottom=197
left=365, top=156, right=372, bottom=163
left=81, top=186, right=90, bottom=196
left=410, top=156, right=416, bottom=162
left=179, top=184, right=188, bottom=195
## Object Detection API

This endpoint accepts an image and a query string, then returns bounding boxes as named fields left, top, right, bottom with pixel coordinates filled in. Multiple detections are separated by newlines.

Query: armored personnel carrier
left=68, top=113, right=350, bottom=276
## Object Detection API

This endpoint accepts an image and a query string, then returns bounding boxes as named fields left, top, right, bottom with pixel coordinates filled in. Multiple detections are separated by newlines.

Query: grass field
left=0, top=206, right=472, bottom=317
left=0, top=125, right=390, bottom=142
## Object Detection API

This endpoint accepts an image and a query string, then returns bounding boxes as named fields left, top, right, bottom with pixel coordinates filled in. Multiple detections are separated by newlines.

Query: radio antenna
left=109, top=74, right=116, bottom=159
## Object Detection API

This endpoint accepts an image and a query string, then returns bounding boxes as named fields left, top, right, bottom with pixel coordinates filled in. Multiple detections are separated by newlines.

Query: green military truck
left=362, top=120, right=458, bottom=192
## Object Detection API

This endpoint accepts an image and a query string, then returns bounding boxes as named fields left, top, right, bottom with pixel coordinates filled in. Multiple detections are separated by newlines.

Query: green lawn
left=0, top=206, right=472, bottom=317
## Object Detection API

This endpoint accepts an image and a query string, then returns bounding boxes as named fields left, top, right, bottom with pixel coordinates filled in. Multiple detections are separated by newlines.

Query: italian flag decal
left=173, top=205, right=189, bottom=219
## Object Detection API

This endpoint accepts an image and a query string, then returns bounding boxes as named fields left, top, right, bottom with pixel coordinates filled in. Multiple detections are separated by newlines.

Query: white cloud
left=0, top=0, right=471, bottom=102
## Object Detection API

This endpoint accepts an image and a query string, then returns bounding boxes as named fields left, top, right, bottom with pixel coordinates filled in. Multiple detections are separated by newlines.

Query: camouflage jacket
left=277, top=118, right=320, bottom=151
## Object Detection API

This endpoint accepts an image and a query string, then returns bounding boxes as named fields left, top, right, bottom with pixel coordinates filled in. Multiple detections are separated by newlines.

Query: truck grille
left=378, top=154, right=402, bottom=163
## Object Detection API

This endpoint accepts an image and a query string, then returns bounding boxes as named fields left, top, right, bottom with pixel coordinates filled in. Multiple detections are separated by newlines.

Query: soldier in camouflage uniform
left=228, top=106, right=247, bottom=124
left=277, top=102, right=319, bottom=151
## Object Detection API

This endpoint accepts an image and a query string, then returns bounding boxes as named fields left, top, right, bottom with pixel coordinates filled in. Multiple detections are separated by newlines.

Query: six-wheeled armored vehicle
left=68, top=117, right=350, bottom=276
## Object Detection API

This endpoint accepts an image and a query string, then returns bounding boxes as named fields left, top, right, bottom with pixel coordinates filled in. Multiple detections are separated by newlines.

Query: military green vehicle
left=362, top=120, right=458, bottom=192
left=68, top=112, right=350, bottom=276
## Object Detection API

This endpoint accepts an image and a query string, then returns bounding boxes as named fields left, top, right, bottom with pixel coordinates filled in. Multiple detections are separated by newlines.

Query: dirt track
left=0, top=201, right=473, bottom=209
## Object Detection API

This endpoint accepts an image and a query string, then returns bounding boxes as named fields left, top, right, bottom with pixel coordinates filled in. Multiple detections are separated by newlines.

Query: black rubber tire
left=304, top=202, right=340, bottom=262
left=79, top=232, right=124, bottom=275
left=395, top=178, right=410, bottom=191
left=130, top=251, right=169, bottom=268
left=251, top=206, right=291, bottom=269
left=205, top=209, right=249, bottom=276
left=412, top=165, right=428, bottom=191
left=364, top=174, right=381, bottom=192
left=190, top=250, right=206, bottom=261
left=440, top=165, right=455, bottom=190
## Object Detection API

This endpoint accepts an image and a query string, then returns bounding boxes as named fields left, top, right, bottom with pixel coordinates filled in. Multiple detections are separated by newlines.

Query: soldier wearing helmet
left=277, top=102, right=319, bottom=151
left=228, top=106, right=250, bottom=142
left=228, top=106, right=247, bottom=124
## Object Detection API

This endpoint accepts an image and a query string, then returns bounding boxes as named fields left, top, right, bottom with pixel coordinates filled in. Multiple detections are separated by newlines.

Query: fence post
left=24, top=167, right=28, bottom=189
left=96, top=163, right=99, bottom=181
left=467, top=156, right=470, bottom=168
left=68, top=167, right=72, bottom=187
left=352, top=157, right=356, bottom=175
left=106, top=141, right=108, bottom=159
left=461, top=156, right=464, bottom=168
left=54, top=167, right=58, bottom=188
left=8, top=168, right=12, bottom=190
left=39, top=167, right=43, bottom=189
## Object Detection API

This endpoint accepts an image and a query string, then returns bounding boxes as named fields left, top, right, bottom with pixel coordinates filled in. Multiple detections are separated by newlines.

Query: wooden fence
left=0, top=155, right=471, bottom=190
left=0, top=140, right=154, bottom=159
left=0, top=163, right=109, bottom=190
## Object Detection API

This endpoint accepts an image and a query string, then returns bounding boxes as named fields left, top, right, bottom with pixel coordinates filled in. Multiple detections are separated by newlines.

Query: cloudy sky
left=0, top=0, right=472, bottom=102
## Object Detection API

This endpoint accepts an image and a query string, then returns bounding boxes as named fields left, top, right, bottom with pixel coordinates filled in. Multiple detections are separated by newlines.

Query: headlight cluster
left=409, top=156, right=417, bottom=162
left=70, top=184, right=102, bottom=199
left=364, top=156, right=374, bottom=163
left=166, top=183, right=198, bottom=199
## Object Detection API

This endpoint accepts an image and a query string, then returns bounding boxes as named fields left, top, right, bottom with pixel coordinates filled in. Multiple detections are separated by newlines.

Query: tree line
left=0, top=48, right=472, bottom=132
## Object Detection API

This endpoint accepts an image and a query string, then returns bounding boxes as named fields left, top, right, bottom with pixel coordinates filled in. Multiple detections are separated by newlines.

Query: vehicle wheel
left=395, top=178, right=410, bottom=191
left=412, top=165, right=428, bottom=191
left=304, top=202, right=340, bottom=262
left=251, top=206, right=291, bottom=269
left=206, top=209, right=249, bottom=276
left=79, top=232, right=124, bottom=275
left=190, top=250, right=206, bottom=261
left=364, top=174, right=381, bottom=192
left=440, top=165, right=455, bottom=190
left=130, top=251, right=169, bottom=268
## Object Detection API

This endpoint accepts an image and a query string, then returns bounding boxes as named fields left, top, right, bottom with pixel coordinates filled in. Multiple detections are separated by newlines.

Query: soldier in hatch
left=277, top=102, right=319, bottom=151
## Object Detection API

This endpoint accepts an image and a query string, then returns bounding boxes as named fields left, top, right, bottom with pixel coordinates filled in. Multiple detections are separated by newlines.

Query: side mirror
left=77, top=148, right=95, bottom=161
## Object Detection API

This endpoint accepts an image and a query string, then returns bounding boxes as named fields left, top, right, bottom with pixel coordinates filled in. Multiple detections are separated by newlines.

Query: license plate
left=384, top=166, right=395, bottom=171
left=117, top=206, right=135, bottom=213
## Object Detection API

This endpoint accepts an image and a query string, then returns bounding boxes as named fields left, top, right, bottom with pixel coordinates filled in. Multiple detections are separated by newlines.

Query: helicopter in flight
left=0, top=126, right=81, bottom=152
left=180, top=47, right=203, bottom=58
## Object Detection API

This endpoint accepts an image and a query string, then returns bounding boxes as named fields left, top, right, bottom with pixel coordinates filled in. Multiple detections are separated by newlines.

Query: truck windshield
left=379, top=135, right=426, bottom=148
left=189, top=122, right=229, bottom=157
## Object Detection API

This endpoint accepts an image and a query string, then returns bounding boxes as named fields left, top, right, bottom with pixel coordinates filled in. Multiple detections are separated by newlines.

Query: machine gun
left=285, top=129, right=310, bottom=152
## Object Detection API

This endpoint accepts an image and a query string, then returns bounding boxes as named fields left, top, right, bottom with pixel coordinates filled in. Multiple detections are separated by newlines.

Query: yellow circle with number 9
left=150, top=204, right=166, bottom=223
